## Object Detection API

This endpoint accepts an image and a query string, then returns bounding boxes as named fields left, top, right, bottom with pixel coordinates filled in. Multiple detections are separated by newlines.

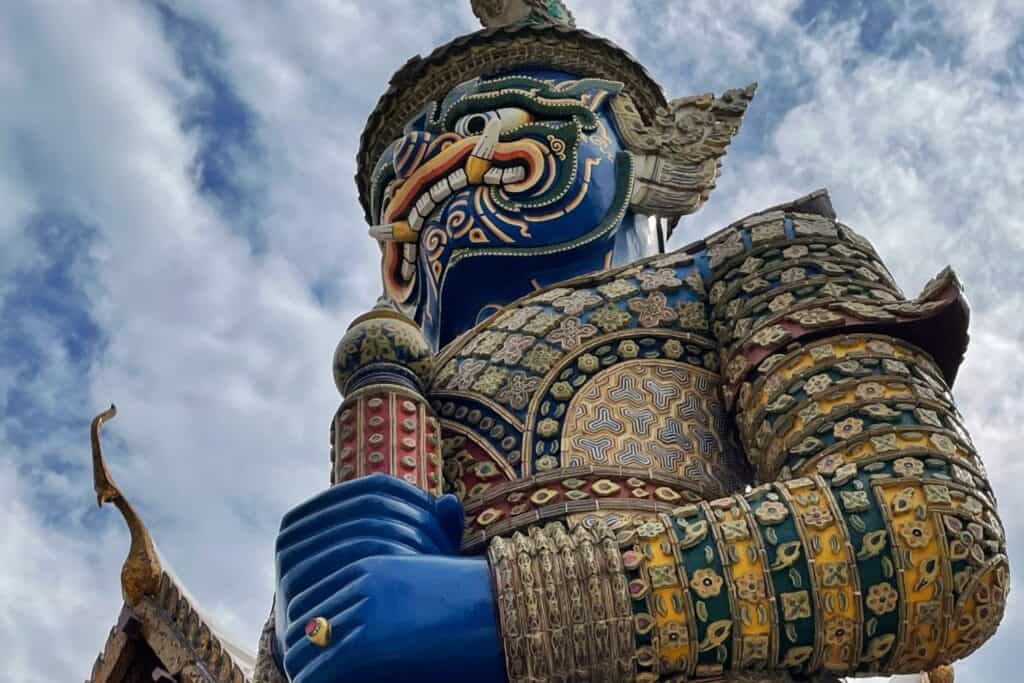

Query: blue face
left=369, top=71, right=657, bottom=348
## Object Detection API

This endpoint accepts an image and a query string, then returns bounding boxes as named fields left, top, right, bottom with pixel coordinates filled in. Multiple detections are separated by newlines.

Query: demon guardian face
left=368, top=72, right=654, bottom=347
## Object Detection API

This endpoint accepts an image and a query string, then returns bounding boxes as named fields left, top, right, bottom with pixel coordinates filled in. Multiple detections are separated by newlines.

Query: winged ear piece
left=613, top=83, right=756, bottom=219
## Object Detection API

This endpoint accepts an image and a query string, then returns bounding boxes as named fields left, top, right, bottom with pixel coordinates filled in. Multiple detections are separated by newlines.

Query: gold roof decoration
left=91, top=405, right=161, bottom=606
left=89, top=405, right=255, bottom=683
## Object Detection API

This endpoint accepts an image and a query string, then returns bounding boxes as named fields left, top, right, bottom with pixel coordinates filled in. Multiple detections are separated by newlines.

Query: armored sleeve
left=485, top=200, right=1006, bottom=682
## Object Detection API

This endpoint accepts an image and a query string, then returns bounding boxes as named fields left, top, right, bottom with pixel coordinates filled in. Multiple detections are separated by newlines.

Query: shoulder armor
left=703, top=191, right=969, bottom=394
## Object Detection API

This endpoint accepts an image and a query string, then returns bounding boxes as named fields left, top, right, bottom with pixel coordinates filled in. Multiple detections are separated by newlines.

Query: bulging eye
left=454, top=107, right=533, bottom=137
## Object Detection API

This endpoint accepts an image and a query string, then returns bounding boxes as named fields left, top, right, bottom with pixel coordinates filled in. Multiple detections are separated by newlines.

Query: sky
left=1, top=1, right=1022, bottom=681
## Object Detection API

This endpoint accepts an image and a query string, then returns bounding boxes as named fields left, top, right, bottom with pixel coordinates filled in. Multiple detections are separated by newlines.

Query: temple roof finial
left=471, top=0, right=576, bottom=29
left=91, top=404, right=161, bottom=606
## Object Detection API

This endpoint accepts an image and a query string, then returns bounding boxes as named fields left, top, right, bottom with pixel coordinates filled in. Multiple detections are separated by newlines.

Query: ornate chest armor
left=429, top=248, right=750, bottom=552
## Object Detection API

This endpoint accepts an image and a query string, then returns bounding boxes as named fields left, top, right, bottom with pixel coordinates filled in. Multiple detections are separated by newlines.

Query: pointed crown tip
left=471, top=0, right=576, bottom=29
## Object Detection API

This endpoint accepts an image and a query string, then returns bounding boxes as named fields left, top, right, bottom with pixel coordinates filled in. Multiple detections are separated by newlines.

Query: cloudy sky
left=2, top=1, right=1022, bottom=681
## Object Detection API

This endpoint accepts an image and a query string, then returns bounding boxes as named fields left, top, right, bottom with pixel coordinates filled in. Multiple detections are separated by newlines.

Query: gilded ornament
left=589, top=303, right=632, bottom=332
left=802, top=507, right=834, bottom=529
left=690, top=568, right=725, bottom=599
left=636, top=268, right=683, bottom=291
left=779, top=267, right=807, bottom=284
left=803, top=373, right=834, bottom=395
left=546, top=316, right=598, bottom=350
left=597, top=278, right=639, bottom=300
left=662, top=621, right=688, bottom=646
left=833, top=416, right=864, bottom=440
left=628, top=291, right=677, bottom=328
left=861, top=403, right=902, bottom=419
left=750, top=324, right=790, bottom=347
left=662, top=338, right=684, bottom=359
left=768, top=292, right=796, bottom=313
left=754, top=500, right=789, bottom=525
left=820, top=561, right=849, bottom=587
left=495, top=371, right=540, bottom=410
left=839, top=490, right=870, bottom=513
left=522, top=343, right=560, bottom=373
left=577, top=353, right=600, bottom=373
left=897, top=520, right=933, bottom=548
left=552, top=289, right=602, bottom=315
left=636, top=520, right=666, bottom=538
left=675, top=301, right=708, bottom=329
left=780, top=591, right=812, bottom=621
left=735, top=572, right=766, bottom=601
left=523, top=311, right=562, bottom=336
left=781, top=646, right=814, bottom=666
left=473, top=367, right=510, bottom=396
left=492, top=334, right=537, bottom=365
left=720, top=519, right=750, bottom=541
left=816, top=452, right=845, bottom=475
left=930, top=432, right=957, bottom=455
left=893, top=457, right=925, bottom=477
left=550, top=381, right=574, bottom=401
left=871, top=433, right=899, bottom=452
left=618, top=339, right=639, bottom=359
left=823, top=616, right=856, bottom=646
left=537, top=418, right=560, bottom=438
left=865, top=582, right=899, bottom=615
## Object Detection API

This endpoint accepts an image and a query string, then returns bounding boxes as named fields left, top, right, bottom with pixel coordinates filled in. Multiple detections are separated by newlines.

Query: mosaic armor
left=255, top=2, right=1005, bottom=682
left=85, top=4, right=1003, bottom=679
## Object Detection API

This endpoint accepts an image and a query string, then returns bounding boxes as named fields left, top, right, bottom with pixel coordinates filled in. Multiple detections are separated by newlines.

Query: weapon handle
left=330, top=383, right=443, bottom=496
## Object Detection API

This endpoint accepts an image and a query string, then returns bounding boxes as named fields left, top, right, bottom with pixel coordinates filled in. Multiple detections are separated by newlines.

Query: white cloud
left=2, top=2, right=1021, bottom=682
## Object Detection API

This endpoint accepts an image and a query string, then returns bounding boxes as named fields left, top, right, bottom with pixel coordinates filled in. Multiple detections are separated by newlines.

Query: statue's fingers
left=281, top=472, right=433, bottom=530
left=285, top=563, right=374, bottom=627
left=284, top=572, right=373, bottom=647
left=433, top=493, right=466, bottom=549
left=283, top=574, right=373, bottom=682
left=278, top=537, right=416, bottom=601
left=277, top=517, right=442, bottom=577
left=277, top=492, right=453, bottom=554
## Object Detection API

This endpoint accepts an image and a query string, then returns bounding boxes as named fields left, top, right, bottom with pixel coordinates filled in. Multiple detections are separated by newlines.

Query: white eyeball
left=454, top=107, right=533, bottom=137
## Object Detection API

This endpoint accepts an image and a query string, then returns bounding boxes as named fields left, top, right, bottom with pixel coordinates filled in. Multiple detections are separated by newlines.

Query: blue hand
left=282, top=555, right=505, bottom=683
left=274, top=474, right=498, bottom=681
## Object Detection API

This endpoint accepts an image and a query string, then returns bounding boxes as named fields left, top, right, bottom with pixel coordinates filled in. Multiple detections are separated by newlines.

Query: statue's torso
left=427, top=247, right=753, bottom=552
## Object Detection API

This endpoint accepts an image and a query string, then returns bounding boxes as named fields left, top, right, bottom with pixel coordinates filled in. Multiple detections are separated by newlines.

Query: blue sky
left=2, top=2, right=1022, bottom=681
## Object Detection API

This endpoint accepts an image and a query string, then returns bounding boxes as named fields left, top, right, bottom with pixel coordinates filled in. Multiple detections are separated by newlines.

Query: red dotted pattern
left=332, top=390, right=443, bottom=496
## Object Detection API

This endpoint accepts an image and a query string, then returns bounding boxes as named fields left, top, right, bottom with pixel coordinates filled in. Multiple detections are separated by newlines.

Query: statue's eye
left=454, top=107, right=532, bottom=136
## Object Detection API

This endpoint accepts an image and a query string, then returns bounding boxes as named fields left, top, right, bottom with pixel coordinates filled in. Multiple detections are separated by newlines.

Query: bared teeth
left=483, top=167, right=503, bottom=185
left=393, top=164, right=528, bottom=237
left=415, top=194, right=435, bottom=219
left=502, top=167, right=526, bottom=183
left=408, top=206, right=425, bottom=231
left=448, top=169, right=468, bottom=190
left=401, top=244, right=417, bottom=279
left=429, top=178, right=452, bottom=204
